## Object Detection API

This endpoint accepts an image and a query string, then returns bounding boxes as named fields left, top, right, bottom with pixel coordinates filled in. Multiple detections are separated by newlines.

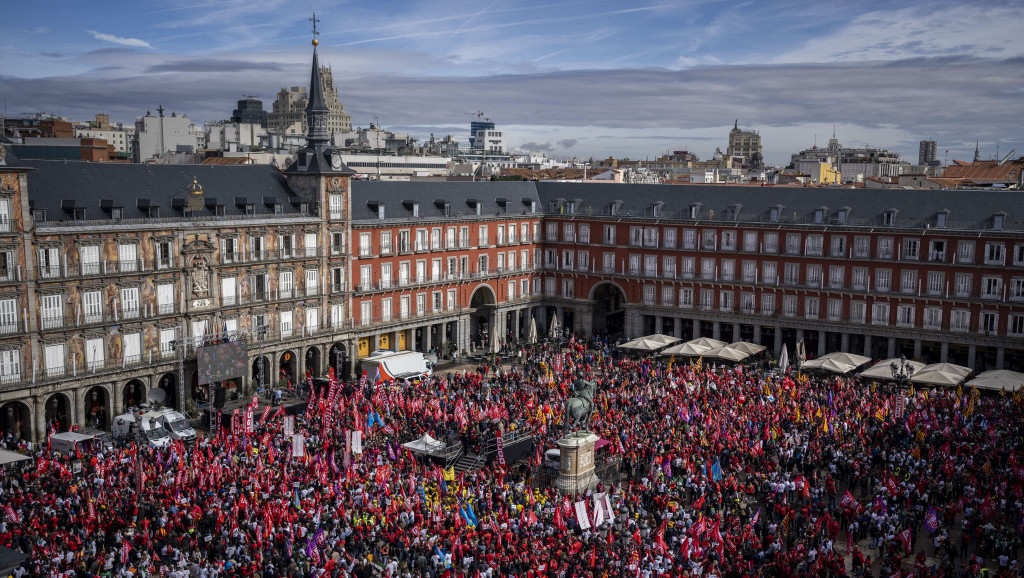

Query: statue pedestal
left=553, top=431, right=599, bottom=494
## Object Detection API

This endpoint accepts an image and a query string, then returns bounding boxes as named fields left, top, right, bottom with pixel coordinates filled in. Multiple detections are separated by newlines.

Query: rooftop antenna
left=242, top=94, right=260, bottom=100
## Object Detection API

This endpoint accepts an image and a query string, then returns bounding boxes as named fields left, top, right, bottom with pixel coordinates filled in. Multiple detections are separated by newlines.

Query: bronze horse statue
left=563, top=377, right=598, bottom=435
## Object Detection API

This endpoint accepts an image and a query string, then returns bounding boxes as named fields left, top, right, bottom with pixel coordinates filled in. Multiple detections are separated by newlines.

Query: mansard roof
left=350, top=180, right=541, bottom=222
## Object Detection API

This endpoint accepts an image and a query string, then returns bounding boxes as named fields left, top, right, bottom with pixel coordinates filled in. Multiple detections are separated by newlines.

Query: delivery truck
left=359, top=350, right=434, bottom=384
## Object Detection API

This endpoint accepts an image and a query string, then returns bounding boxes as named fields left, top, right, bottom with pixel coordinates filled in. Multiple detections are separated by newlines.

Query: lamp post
left=890, top=355, right=914, bottom=389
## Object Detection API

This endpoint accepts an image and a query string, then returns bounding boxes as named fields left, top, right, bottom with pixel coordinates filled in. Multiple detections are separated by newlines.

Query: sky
left=2, top=0, right=1023, bottom=166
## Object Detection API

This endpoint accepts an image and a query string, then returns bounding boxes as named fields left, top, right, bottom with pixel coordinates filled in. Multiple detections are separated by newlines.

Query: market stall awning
left=859, top=358, right=928, bottom=380
left=966, top=369, right=1024, bottom=391
left=800, top=352, right=871, bottom=374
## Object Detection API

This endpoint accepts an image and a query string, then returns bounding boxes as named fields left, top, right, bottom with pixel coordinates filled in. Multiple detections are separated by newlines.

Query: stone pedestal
left=553, top=431, right=599, bottom=494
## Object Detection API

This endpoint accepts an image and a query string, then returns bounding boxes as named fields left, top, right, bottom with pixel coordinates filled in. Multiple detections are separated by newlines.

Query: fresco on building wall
left=140, top=234, right=154, bottom=267
left=69, top=335, right=85, bottom=371
left=105, top=284, right=118, bottom=317
left=66, top=285, right=81, bottom=322
left=142, top=278, right=156, bottom=314
left=107, top=327, right=122, bottom=362
left=102, top=237, right=117, bottom=268
left=144, top=324, right=158, bottom=354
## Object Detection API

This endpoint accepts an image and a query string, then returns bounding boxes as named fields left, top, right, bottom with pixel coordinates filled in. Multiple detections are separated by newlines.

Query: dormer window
left=412, top=203, right=420, bottom=217
left=769, top=205, right=783, bottom=223
left=73, top=208, right=86, bottom=221
left=610, top=200, right=623, bottom=216
left=993, top=213, right=1005, bottom=230
left=274, top=203, right=283, bottom=215
left=567, top=201, right=576, bottom=215
left=111, top=208, right=122, bottom=221
left=246, top=204, right=255, bottom=216
left=475, top=202, right=482, bottom=216
left=836, top=207, right=850, bottom=225
left=883, top=209, right=898, bottom=226
left=687, top=203, right=703, bottom=219
left=378, top=205, right=386, bottom=220
left=33, top=209, right=46, bottom=222
left=726, top=203, right=742, bottom=221
left=814, top=207, right=828, bottom=224
left=936, top=210, right=948, bottom=228
left=530, top=201, right=536, bottom=214
left=652, top=201, right=664, bottom=218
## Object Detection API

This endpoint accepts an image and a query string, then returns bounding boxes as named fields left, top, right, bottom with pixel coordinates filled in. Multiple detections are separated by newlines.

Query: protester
left=0, top=335, right=1022, bottom=577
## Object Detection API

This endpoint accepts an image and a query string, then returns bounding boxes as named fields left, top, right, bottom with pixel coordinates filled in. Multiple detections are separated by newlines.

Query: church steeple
left=305, top=12, right=330, bottom=144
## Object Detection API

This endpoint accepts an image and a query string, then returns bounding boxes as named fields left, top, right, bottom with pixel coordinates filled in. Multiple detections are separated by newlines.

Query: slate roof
left=350, top=180, right=541, bottom=222
left=18, top=159, right=302, bottom=223
left=532, top=182, right=1023, bottom=232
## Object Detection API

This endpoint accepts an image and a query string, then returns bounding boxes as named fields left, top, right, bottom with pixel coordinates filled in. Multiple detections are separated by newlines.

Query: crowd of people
left=0, top=335, right=1022, bottom=577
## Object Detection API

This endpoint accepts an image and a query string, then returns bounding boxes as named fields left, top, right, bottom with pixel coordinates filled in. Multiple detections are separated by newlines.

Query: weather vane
left=309, top=12, right=320, bottom=46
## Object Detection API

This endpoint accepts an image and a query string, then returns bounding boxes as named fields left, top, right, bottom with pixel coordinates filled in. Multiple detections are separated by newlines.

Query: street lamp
left=890, top=355, right=914, bottom=388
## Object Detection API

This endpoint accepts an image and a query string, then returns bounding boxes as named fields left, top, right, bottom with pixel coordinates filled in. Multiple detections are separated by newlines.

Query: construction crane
left=998, top=148, right=1016, bottom=165
left=465, top=110, right=487, bottom=121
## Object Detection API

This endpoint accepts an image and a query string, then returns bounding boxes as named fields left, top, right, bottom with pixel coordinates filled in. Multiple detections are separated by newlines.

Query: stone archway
left=0, top=401, right=31, bottom=440
left=469, top=284, right=497, bottom=351
left=328, top=343, right=349, bottom=380
left=84, top=386, right=110, bottom=430
left=251, top=355, right=271, bottom=390
left=304, top=346, right=321, bottom=378
left=44, top=393, right=72, bottom=433
left=590, top=282, right=627, bottom=337
left=157, top=373, right=178, bottom=410
left=279, top=350, right=297, bottom=388
left=123, top=379, right=146, bottom=410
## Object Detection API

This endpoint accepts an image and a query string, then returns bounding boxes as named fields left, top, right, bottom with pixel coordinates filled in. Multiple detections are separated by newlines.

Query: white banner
left=292, top=434, right=305, bottom=457
left=592, top=492, right=607, bottom=526
left=351, top=430, right=363, bottom=454
left=283, top=415, right=294, bottom=436
left=574, top=500, right=591, bottom=530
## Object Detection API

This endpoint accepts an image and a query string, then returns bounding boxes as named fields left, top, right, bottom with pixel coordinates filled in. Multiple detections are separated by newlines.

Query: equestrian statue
left=563, top=374, right=598, bottom=436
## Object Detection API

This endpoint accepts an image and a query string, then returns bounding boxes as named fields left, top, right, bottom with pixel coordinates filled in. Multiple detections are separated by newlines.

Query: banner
left=231, top=408, right=240, bottom=436
left=284, top=415, right=294, bottom=436
left=244, top=404, right=254, bottom=435
left=292, top=434, right=305, bottom=458
left=574, top=500, right=591, bottom=530
left=252, top=395, right=258, bottom=411
left=591, top=492, right=607, bottom=526
left=351, top=430, right=363, bottom=454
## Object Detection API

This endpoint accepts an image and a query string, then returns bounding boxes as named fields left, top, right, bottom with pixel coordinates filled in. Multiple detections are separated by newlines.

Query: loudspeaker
left=213, top=386, right=226, bottom=409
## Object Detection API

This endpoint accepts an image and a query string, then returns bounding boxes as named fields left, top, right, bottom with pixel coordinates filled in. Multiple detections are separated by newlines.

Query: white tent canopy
left=619, top=334, right=679, bottom=352
left=727, top=341, right=766, bottom=355
left=703, top=344, right=752, bottom=362
left=910, top=362, right=972, bottom=386
left=527, top=317, right=538, bottom=343
left=402, top=434, right=447, bottom=454
left=859, top=358, right=928, bottom=380
left=967, top=370, right=1024, bottom=391
left=0, top=449, right=31, bottom=467
left=800, top=352, right=871, bottom=374
left=661, top=337, right=726, bottom=357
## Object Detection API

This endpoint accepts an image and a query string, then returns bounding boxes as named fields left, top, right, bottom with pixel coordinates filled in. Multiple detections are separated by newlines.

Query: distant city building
left=469, top=120, right=494, bottom=150
left=204, top=122, right=268, bottom=152
left=267, top=66, right=351, bottom=135
left=470, top=121, right=505, bottom=155
left=726, top=120, right=763, bottom=169
left=75, top=114, right=133, bottom=155
left=919, top=140, right=938, bottom=166
left=2, top=115, right=74, bottom=139
left=132, top=108, right=204, bottom=163
left=230, top=97, right=268, bottom=128
left=789, top=134, right=910, bottom=183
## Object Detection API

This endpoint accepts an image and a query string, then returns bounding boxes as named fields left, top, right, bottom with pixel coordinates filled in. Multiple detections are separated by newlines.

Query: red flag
left=553, top=504, right=567, bottom=531
left=899, top=528, right=912, bottom=553
left=3, top=505, right=17, bottom=524
left=632, top=527, right=642, bottom=546
left=840, top=490, right=856, bottom=509
left=121, top=538, right=131, bottom=565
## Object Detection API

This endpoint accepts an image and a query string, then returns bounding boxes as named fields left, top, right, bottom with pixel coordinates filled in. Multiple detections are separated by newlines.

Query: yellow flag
left=443, top=467, right=455, bottom=482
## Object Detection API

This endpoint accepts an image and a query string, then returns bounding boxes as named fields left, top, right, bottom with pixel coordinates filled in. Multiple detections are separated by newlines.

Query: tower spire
left=974, top=140, right=980, bottom=162
left=305, top=12, right=329, bottom=144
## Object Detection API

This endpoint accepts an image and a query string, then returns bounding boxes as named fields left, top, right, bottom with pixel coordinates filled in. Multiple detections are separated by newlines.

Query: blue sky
left=2, top=0, right=1023, bottom=165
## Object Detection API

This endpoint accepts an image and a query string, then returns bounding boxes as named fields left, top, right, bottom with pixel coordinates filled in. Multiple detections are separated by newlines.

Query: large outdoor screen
left=197, top=341, right=248, bottom=385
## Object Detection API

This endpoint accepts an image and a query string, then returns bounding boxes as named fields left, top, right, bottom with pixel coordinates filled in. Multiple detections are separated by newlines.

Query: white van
left=133, top=412, right=171, bottom=449
left=151, top=408, right=196, bottom=444
left=360, top=350, right=434, bottom=384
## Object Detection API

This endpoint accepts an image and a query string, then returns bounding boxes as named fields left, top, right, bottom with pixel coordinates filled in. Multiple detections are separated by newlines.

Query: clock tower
left=285, top=13, right=354, bottom=204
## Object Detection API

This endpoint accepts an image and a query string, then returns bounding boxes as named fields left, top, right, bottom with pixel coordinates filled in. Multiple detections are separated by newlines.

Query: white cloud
left=88, top=30, right=153, bottom=49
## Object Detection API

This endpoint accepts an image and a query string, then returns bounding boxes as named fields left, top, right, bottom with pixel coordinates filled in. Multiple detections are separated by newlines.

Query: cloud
left=146, top=59, right=286, bottom=73
left=88, top=30, right=152, bottom=49
left=558, top=139, right=578, bottom=149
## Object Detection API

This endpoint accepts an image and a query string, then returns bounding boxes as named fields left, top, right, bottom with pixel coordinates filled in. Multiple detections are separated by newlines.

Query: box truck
left=359, top=350, right=434, bottom=384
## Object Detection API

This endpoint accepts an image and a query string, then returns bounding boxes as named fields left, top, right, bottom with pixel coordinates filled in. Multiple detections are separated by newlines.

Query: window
left=251, top=235, right=265, bottom=260
left=957, top=241, right=975, bottom=264
left=701, top=258, right=716, bottom=280
left=82, top=290, right=103, bottom=323
left=279, top=234, right=294, bottom=258
left=741, top=292, right=755, bottom=314
left=360, top=301, right=372, bottom=326
left=877, top=237, right=893, bottom=259
left=1009, top=314, right=1024, bottom=336
left=305, top=269, right=319, bottom=296
left=742, top=260, right=756, bottom=282
left=896, top=304, right=915, bottom=327
left=761, top=293, right=775, bottom=315
left=763, top=232, right=778, bottom=253
left=927, top=272, right=944, bottom=296
left=329, top=194, right=343, bottom=220
left=852, top=267, right=868, bottom=291
left=783, top=295, right=797, bottom=317
left=414, top=229, right=427, bottom=251
left=663, top=228, right=675, bottom=249
left=379, top=298, right=392, bottom=322
left=429, top=228, right=441, bottom=250
left=721, top=259, right=735, bottom=281
left=1010, top=278, right=1024, bottom=302
left=883, top=210, right=897, bottom=226
left=743, top=231, right=757, bottom=252
left=397, top=230, right=410, bottom=253
left=850, top=301, right=866, bottom=323
left=560, top=250, right=573, bottom=271
left=533, top=223, right=540, bottom=242
left=702, top=230, right=716, bottom=250
left=80, top=246, right=100, bottom=275
left=720, top=290, right=734, bottom=312
left=479, top=225, right=491, bottom=247
left=118, top=243, right=139, bottom=270
left=306, top=306, right=319, bottom=332
left=679, top=288, right=694, bottom=308
left=447, top=289, right=456, bottom=310
left=562, top=279, right=575, bottom=298
left=928, top=240, right=946, bottom=262
left=872, top=302, right=889, bottom=325
left=521, top=279, right=529, bottom=297
left=720, top=230, right=736, bottom=251
left=38, top=247, right=59, bottom=278
left=333, top=267, right=346, bottom=292
left=643, top=227, right=659, bottom=248
left=951, top=310, right=970, bottom=332
left=380, top=263, right=392, bottom=288
left=561, top=223, right=575, bottom=243
left=876, top=269, right=891, bottom=292
left=985, top=243, right=1004, bottom=265
left=123, top=333, right=141, bottom=364
left=520, top=223, right=528, bottom=244
left=478, top=255, right=489, bottom=275
left=359, top=265, right=372, bottom=291
left=853, top=236, right=870, bottom=258
left=683, top=229, right=696, bottom=250
left=304, top=232, right=318, bottom=257
left=828, top=266, right=844, bottom=289
left=955, top=273, right=972, bottom=298
left=681, top=258, right=695, bottom=279
left=830, top=236, right=846, bottom=257
left=827, top=299, right=842, bottom=321
left=281, top=310, right=295, bottom=337
left=804, top=297, right=818, bottom=319
left=902, top=238, right=919, bottom=261
left=459, top=227, right=469, bottom=248
left=380, top=231, right=392, bottom=255
left=993, top=214, right=1005, bottom=230
left=44, top=343, right=65, bottom=377
left=629, top=227, right=643, bottom=247
left=120, top=286, right=140, bottom=318
left=0, top=198, right=10, bottom=233
left=398, top=262, right=410, bottom=286
left=805, top=264, right=821, bottom=287
left=785, top=233, right=801, bottom=255
left=546, top=222, right=558, bottom=242
left=762, top=262, right=777, bottom=285
left=0, top=299, right=16, bottom=334
left=783, top=263, right=800, bottom=286
left=1014, top=244, right=1024, bottom=266
left=701, top=289, right=714, bottom=310
left=661, top=286, right=675, bottom=306
left=982, top=276, right=1002, bottom=299
left=900, top=270, right=917, bottom=294
left=279, top=271, right=294, bottom=298
left=804, top=234, right=823, bottom=256
left=923, top=307, right=942, bottom=330
left=980, top=311, right=997, bottom=334
left=644, top=255, right=658, bottom=277
left=359, top=233, right=371, bottom=256
left=0, top=250, right=14, bottom=281
left=221, top=237, right=239, bottom=263
left=41, top=294, right=63, bottom=329
left=431, top=259, right=441, bottom=281
left=160, top=329, right=177, bottom=358
left=578, top=251, right=589, bottom=272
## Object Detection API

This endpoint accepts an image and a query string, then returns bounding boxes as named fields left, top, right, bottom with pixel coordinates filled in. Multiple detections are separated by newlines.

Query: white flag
left=592, top=492, right=607, bottom=526
left=574, top=500, right=591, bottom=530
left=351, top=430, right=363, bottom=454
left=292, top=434, right=305, bottom=457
